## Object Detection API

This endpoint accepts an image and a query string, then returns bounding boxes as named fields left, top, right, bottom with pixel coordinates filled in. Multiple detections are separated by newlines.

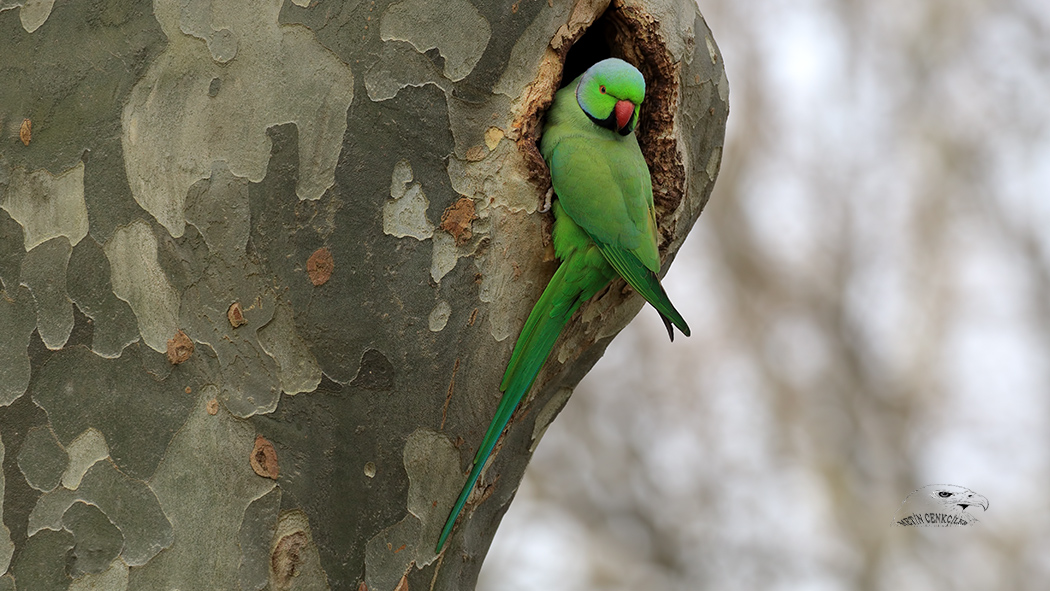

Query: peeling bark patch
left=2, top=163, right=88, bottom=251
left=105, top=220, right=179, bottom=353
left=251, top=435, right=279, bottom=479
left=62, top=501, right=123, bottom=577
left=428, top=301, right=451, bottom=332
left=207, top=398, right=220, bottom=415
left=364, top=462, right=376, bottom=479
left=363, top=430, right=459, bottom=591
left=61, top=429, right=109, bottom=490
left=476, top=209, right=552, bottom=342
left=30, top=345, right=196, bottom=481
left=180, top=162, right=283, bottom=418
left=166, top=329, right=194, bottom=364
left=10, top=528, right=73, bottom=591
left=380, top=0, right=491, bottom=82
left=239, top=487, right=282, bottom=591
left=67, top=237, right=140, bottom=359
left=363, top=515, right=422, bottom=591
left=256, top=299, right=322, bottom=395
left=384, top=160, right=434, bottom=241
left=121, top=0, right=354, bottom=236
left=365, top=41, right=452, bottom=103
left=394, top=574, right=409, bottom=591
left=306, top=248, right=334, bottom=286
left=272, top=530, right=308, bottom=585
left=17, top=426, right=68, bottom=493
left=27, top=461, right=172, bottom=566
left=430, top=232, right=459, bottom=283
left=447, top=92, right=514, bottom=162
left=20, top=236, right=74, bottom=350
left=131, top=391, right=275, bottom=587
left=14, top=0, right=56, bottom=33
left=0, top=211, right=26, bottom=292
left=19, top=119, right=31, bottom=146
left=439, top=198, right=476, bottom=245
left=350, top=349, right=395, bottom=391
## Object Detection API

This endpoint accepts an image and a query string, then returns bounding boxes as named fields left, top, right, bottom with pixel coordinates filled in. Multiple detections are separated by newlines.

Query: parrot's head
left=575, top=58, right=645, bottom=136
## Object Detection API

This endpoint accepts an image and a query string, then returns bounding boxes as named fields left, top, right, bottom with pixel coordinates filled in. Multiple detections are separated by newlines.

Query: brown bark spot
left=206, top=398, right=219, bottom=415
left=227, top=301, right=247, bottom=327
left=306, top=247, right=334, bottom=286
left=394, top=574, right=409, bottom=591
left=166, top=330, right=194, bottom=364
left=439, top=198, right=476, bottom=245
left=271, top=530, right=308, bottom=585
left=250, top=434, right=279, bottom=479
left=357, top=583, right=368, bottom=591
left=19, top=119, right=31, bottom=146
left=464, top=145, right=487, bottom=161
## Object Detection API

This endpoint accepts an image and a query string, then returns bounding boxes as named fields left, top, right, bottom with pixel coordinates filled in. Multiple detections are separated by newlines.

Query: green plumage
left=437, top=59, right=689, bottom=551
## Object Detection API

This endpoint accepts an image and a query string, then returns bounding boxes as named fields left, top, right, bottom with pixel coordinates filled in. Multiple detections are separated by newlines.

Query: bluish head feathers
left=575, top=58, right=645, bottom=135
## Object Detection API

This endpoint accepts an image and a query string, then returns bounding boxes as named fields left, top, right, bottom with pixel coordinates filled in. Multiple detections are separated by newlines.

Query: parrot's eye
left=937, top=491, right=952, bottom=498
left=599, top=85, right=606, bottom=94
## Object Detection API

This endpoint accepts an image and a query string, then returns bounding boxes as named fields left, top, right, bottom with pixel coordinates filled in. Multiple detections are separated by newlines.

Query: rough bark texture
left=0, top=0, right=726, bottom=589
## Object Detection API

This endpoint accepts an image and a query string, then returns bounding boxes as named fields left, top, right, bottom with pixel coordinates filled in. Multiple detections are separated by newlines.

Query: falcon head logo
left=894, top=484, right=989, bottom=527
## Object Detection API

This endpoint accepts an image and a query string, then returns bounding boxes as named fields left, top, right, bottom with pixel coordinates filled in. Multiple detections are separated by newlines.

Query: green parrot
left=436, top=58, right=689, bottom=551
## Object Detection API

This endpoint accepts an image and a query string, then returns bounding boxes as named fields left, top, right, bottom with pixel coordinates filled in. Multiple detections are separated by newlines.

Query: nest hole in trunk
left=516, top=2, right=686, bottom=248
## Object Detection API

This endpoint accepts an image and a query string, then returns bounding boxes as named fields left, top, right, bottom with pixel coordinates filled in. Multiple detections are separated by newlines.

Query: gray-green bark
left=0, top=0, right=726, bottom=589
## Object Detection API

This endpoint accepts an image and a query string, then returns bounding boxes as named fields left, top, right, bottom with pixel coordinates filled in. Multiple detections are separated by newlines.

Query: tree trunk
left=0, top=0, right=726, bottom=589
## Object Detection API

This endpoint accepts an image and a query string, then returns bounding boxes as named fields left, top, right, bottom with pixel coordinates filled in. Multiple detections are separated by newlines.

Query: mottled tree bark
left=0, top=0, right=725, bottom=589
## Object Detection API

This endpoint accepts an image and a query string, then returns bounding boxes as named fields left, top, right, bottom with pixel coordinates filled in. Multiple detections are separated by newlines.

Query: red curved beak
left=614, top=100, right=634, bottom=131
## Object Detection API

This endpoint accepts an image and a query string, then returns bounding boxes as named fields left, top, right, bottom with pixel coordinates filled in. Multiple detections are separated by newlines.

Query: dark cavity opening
left=560, top=17, right=613, bottom=88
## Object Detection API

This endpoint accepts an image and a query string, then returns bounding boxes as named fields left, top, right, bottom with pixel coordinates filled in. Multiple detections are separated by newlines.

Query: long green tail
left=436, top=246, right=610, bottom=551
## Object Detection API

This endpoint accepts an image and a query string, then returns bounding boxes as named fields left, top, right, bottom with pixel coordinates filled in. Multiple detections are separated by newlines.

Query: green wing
left=591, top=241, right=690, bottom=338
left=547, top=138, right=660, bottom=271
left=548, top=140, right=690, bottom=337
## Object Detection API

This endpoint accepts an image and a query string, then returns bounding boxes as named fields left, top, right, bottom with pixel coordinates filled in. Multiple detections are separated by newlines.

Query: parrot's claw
left=539, top=187, right=554, bottom=213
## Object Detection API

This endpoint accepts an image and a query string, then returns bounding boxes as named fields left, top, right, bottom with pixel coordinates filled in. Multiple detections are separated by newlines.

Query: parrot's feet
left=539, top=187, right=554, bottom=213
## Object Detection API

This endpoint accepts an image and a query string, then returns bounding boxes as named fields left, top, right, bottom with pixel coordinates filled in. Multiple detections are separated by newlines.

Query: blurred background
left=480, top=0, right=1050, bottom=589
